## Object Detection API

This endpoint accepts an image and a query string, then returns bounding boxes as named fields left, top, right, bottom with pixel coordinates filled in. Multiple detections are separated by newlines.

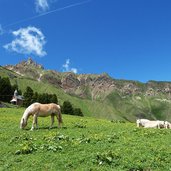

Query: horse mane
left=22, top=103, right=39, bottom=121
left=22, top=106, right=30, bottom=121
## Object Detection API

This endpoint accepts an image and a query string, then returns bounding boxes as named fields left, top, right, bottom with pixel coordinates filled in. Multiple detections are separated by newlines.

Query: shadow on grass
left=23, top=126, right=59, bottom=131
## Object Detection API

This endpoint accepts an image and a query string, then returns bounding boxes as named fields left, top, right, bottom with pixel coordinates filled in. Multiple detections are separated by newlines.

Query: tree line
left=0, top=77, right=83, bottom=116
left=23, top=86, right=58, bottom=107
left=24, top=86, right=83, bottom=117
left=0, top=77, right=21, bottom=102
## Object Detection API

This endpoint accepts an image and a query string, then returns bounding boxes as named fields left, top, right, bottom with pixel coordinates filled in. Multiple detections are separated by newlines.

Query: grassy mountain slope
left=0, top=66, right=122, bottom=120
left=1, top=59, right=171, bottom=122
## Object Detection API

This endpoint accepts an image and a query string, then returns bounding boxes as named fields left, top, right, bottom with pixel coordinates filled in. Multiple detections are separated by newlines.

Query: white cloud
left=62, top=59, right=78, bottom=74
left=71, top=68, right=78, bottom=74
left=3, top=26, right=46, bottom=57
left=35, top=0, right=49, bottom=13
left=62, top=59, right=70, bottom=71
left=0, top=24, right=4, bottom=35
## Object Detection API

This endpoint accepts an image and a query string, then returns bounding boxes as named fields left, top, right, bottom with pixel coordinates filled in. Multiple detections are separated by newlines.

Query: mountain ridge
left=4, top=58, right=171, bottom=100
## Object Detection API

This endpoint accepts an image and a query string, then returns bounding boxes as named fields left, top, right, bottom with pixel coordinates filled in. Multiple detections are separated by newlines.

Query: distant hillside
left=1, top=58, right=171, bottom=121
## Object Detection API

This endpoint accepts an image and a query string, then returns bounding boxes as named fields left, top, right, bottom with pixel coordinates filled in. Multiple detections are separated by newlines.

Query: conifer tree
left=0, top=77, right=13, bottom=102
left=23, top=86, right=34, bottom=107
left=62, top=101, right=74, bottom=115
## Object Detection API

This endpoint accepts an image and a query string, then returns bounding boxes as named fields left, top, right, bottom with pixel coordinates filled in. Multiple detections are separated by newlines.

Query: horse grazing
left=136, top=119, right=169, bottom=129
left=20, top=102, right=62, bottom=130
left=136, top=119, right=150, bottom=127
left=143, top=120, right=164, bottom=128
left=164, top=121, right=171, bottom=129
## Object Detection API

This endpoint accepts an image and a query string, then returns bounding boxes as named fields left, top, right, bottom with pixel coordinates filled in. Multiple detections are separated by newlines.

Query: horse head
left=20, top=118, right=27, bottom=129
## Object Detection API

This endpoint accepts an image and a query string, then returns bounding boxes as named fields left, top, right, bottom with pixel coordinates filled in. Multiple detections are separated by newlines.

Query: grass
left=0, top=108, right=171, bottom=171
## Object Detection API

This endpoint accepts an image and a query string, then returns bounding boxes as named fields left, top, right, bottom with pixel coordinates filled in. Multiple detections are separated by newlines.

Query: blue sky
left=0, top=0, right=171, bottom=82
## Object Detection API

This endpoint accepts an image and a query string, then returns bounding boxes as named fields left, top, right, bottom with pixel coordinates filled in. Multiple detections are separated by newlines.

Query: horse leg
left=31, top=114, right=37, bottom=131
left=56, top=114, right=61, bottom=128
left=50, top=115, right=54, bottom=129
left=156, top=123, right=160, bottom=129
left=35, top=116, right=38, bottom=129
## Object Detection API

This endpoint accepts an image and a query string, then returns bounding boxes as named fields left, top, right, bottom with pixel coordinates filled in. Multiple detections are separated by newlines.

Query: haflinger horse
left=164, top=121, right=171, bottom=129
left=20, top=102, right=62, bottom=130
left=136, top=119, right=170, bottom=129
left=143, top=120, right=165, bottom=128
left=136, top=119, right=150, bottom=127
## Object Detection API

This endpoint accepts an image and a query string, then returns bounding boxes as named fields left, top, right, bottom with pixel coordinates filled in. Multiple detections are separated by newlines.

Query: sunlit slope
left=1, top=65, right=171, bottom=121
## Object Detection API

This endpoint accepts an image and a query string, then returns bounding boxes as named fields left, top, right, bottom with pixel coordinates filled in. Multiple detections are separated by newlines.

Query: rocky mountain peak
left=20, top=57, right=44, bottom=69
left=4, top=57, right=44, bottom=78
left=27, top=57, right=35, bottom=65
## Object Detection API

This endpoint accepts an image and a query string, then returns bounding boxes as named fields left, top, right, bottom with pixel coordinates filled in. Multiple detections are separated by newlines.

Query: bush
left=74, top=108, right=83, bottom=117
left=62, top=101, right=74, bottom=115
left=62, top=101, right=84, bottom=116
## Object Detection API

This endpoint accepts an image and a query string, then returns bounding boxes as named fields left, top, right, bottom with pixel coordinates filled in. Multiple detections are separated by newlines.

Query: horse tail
left=58, top=109, right=63, bottom=124
left=57, top=105, right=63, bottom=124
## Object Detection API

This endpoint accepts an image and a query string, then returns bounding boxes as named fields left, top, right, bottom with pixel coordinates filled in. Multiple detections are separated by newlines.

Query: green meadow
left=0, top=108, right=171, bottom=171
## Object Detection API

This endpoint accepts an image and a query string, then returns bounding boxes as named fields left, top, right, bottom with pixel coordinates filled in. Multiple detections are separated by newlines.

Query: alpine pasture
left=0, top=108, right=171, bottom=171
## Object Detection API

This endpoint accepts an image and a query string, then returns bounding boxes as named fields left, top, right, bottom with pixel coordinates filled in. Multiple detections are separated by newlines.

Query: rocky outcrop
left=41, top=70, right=62, bottom=86
left=18, top=57, right=44, bottom=69
left=4, top=58, right=171, bottom=100
left=5, top=58, right=44, bottom=79
left=61, top=72, right=80, bottom=89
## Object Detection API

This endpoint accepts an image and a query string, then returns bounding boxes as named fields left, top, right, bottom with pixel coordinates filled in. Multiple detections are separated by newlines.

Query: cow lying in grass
left=136, top=119, right=171, bottom=129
